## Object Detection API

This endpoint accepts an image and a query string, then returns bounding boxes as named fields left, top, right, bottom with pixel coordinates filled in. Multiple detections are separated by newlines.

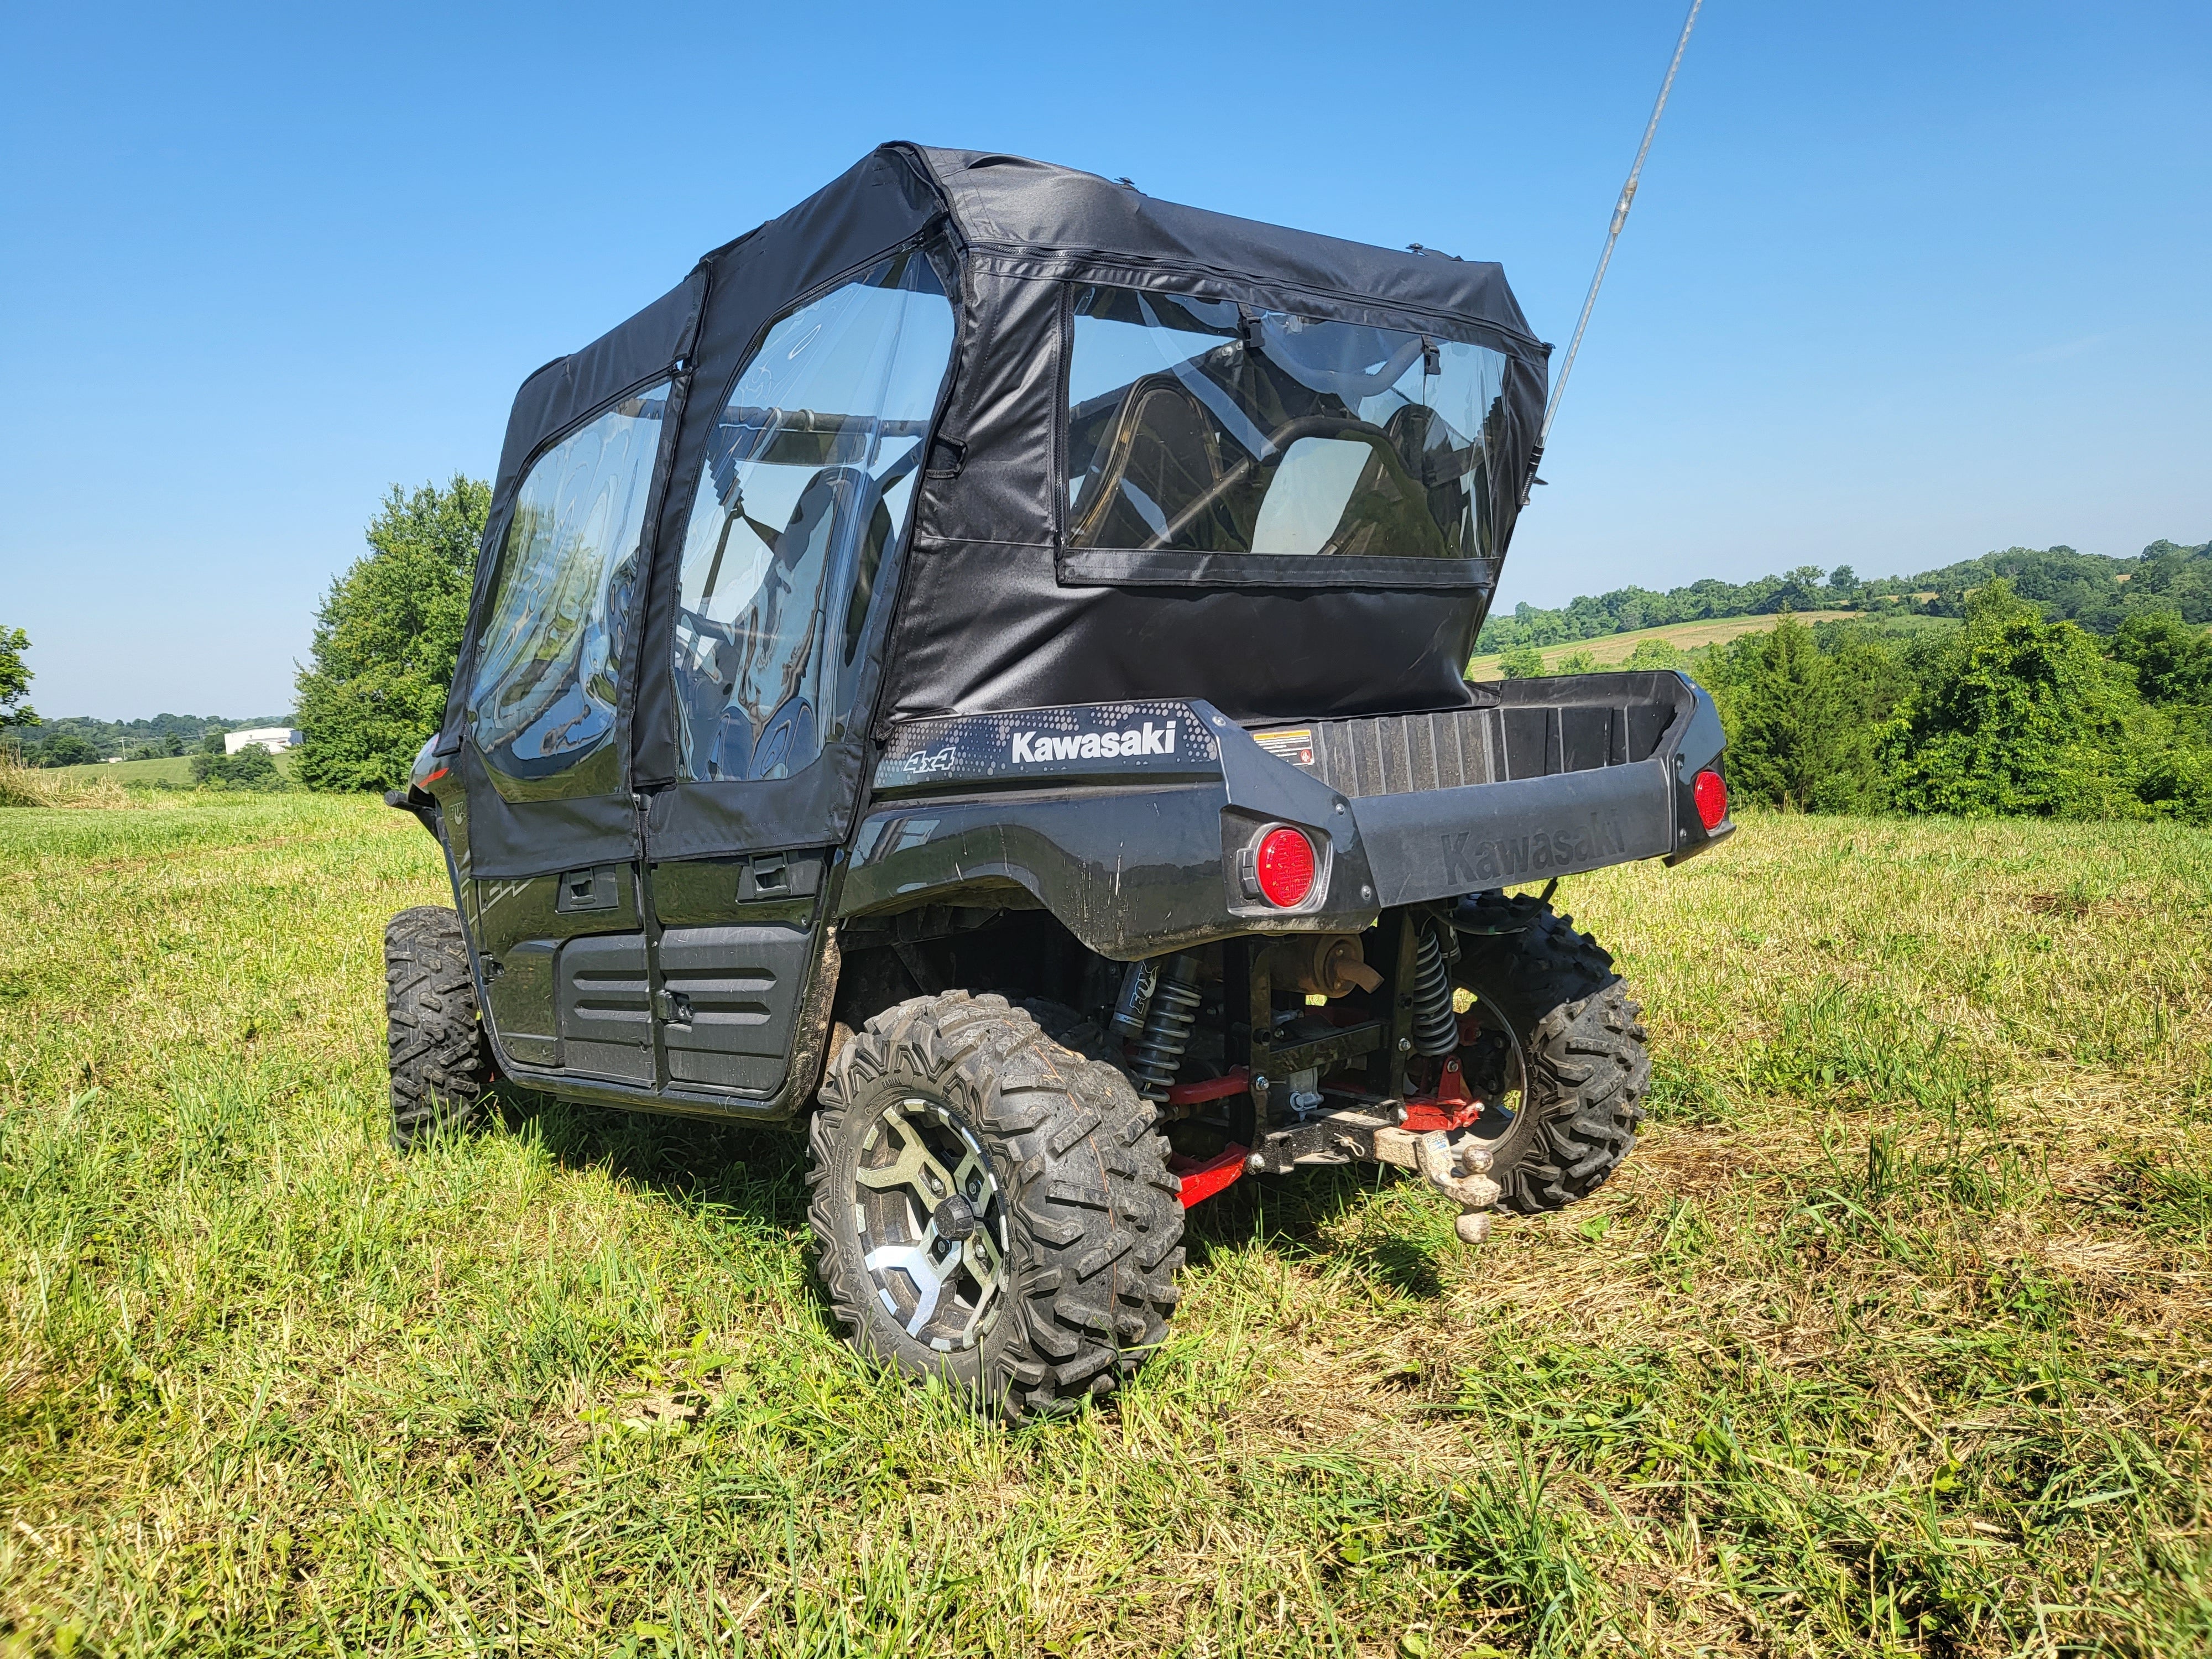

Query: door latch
left=555, top=865, right=620, bottom=913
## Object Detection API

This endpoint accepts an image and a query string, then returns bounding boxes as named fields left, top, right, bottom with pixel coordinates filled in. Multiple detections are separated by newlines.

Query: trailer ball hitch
left=1411, top=1133, right=1501, bottom=1245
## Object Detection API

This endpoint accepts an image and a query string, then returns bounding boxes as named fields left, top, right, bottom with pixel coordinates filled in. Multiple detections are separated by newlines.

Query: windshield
left=1065, top=286, right=1511, bottom=561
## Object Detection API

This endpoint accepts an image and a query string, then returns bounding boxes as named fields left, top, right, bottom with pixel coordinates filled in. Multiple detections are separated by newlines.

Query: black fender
left=842, top=700, right=1374, bottom=958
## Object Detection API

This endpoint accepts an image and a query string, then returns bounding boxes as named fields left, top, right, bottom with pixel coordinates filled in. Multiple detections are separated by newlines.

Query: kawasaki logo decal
left=1442, top=812, right=1626, bottom=884
left=1010, top=722, right=1177, bottom=764
left=874, top=700, right=1217, bottom=790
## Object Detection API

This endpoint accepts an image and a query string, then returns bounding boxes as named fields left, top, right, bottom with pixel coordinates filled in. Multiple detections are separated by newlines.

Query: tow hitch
left=1410, top=1133, right=1502, bottom=1245
left=1151, top=929, right=1511, bottom=1243
left=1169, top=1087, right=1505, bottom=1245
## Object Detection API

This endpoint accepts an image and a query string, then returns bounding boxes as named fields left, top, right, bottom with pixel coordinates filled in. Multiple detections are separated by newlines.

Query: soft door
left=463, top=384, right=671, bottom=1084
left=647, top=253, right=955, bottom=1093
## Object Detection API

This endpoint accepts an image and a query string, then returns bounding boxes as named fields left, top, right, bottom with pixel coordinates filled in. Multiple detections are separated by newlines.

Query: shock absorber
left=1409, top=920, right=1460, bottom=1058
left=1108, top=960, right=1159, bottom=1042
left=1125, top=953, right=1203, bottom=1102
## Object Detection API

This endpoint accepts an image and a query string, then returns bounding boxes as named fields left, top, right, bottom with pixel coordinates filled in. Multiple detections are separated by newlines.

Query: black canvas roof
left=911, top=146, right=1543, bottom=361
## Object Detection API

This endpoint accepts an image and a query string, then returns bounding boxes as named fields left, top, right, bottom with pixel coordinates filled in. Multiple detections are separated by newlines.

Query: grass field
left=1466, top=613, right=1876, bottom=678
left=43, top=751, right=300, bottom=790
left=3, top=796, right=2210, bottom=1656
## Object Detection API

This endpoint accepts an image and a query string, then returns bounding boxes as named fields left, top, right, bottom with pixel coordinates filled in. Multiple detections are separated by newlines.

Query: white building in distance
left=225, top=727, right=304, bottom=755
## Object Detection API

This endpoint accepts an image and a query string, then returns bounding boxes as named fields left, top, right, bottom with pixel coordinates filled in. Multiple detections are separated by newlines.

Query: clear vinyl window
left=671, top=249, right=954, bottom=783
left=1065, top=286, right=1510, bottom=561
left=469, top=383, right=669, bottom=792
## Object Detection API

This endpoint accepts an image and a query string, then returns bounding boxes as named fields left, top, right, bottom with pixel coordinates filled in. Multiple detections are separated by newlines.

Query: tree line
left=1510, top=591, right=2212, bottom=823
left=7, top=472, right=2209, bottom=828
left=1474, top=539, right=2212, bottom=653
left=2, top=712, right=290, bottom=768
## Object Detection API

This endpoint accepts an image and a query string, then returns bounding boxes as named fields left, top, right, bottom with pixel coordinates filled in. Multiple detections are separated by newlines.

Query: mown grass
left=41, top=752, right=301, bottom=791
left=1464, top=614, right=1864, bottom=677
left=3, top=797, right=2209, bottom=1656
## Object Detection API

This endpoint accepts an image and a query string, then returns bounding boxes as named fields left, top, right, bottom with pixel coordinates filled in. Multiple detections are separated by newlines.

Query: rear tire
left=807, top=991, right=1183, bottom=1421
left=1452, top=896, right=1650, bottom=1214
left=385, top=905, right=493, bottom=1152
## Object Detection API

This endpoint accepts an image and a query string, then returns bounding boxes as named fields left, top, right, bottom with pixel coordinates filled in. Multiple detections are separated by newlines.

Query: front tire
left=385, top=905, right=493, bottom=1151
left=1452, top=896, right=1650, bottom=1214
left=807, top=992, right=1183, bottom=1421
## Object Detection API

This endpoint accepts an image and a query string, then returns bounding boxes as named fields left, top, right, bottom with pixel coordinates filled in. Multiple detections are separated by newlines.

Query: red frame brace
left=1164, top=1068, right=1253, bottom=1207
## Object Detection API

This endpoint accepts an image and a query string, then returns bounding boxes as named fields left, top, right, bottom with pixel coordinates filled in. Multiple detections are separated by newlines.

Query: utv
left=385, top=145, right=1732, bottom=1420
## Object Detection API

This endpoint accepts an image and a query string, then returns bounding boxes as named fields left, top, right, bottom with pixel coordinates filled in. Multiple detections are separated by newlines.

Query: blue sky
left=2, top=1, right=2206, bottom=720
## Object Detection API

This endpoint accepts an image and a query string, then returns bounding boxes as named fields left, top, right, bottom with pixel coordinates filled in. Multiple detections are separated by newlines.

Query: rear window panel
left=1065, top=286, right=1510, bottom=563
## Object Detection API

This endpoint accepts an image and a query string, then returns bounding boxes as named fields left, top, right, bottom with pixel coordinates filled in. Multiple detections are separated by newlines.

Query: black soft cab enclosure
left=386, top=144, right=1731, bottom=1421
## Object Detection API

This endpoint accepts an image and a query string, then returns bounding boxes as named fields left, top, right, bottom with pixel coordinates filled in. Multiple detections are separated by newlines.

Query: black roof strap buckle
left=925, top=435, right=967, bottom=479
left=1422, top=336, right=1442, bottom=377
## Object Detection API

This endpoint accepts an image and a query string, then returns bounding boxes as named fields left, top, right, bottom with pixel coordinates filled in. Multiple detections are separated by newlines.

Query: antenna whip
left=1527, top=0, right=1704, bottom=492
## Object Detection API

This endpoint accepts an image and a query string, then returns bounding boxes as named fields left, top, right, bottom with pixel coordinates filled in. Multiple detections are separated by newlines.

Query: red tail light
left=1693, top=768, right=1728, bottom=831
left=1254, top=827, right=1317, bottom=907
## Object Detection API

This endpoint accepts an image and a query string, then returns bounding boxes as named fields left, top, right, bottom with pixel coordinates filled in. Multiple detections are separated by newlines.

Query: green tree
left=1496, top=644, right=1543, bottom=680
left=1703, top=617, right=1910, bottom=812
left=1709, top=618, right=1825, bottom=810
left=2130, top=713, right=2212, bottom=823
left=0, top=625, right=34, bottom=735
left=2109, top=610, right=2212, bottom=704
left=295, top=476, right=489, bottom=791
left=1622, top=637, right=1686, bottom=670
left=1817, top=627, right=1916, bottom=808
left=192, top=742, right=284, bottom=791
left=37, top=732, right=100, bottom=768
left=1885, top=581, right=2139, bottom=818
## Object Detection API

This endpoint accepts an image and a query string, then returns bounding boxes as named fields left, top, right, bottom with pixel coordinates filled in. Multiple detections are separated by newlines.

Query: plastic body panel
left=656, top=923, right=813, bottom=1091
left=1354, top=762, right=1674, bottom=906
left=840, top=676, right=1731, bottom=962
left=410, top=671, right=1727, bottom=1125
left=556, top=933, right=654, bottom=1082
left=651, top=853, right=826, bottom=1093
left=487, top=940, right=560, bottom=1067
left=471, top=867, right=654, bottom=1079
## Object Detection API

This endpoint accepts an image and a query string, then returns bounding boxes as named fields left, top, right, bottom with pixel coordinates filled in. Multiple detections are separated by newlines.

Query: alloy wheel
left=851, top=1095, right=1008, bottom=1352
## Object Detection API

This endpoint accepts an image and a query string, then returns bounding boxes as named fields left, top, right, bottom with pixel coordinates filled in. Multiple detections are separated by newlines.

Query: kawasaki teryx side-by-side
left=384, top=145, right=1732, bottom=1420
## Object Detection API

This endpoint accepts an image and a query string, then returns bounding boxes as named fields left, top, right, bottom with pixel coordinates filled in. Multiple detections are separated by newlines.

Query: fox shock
left=1408, top=920, right=1460, bottom=1058
left=1109, top=960, right=1160, bottom=1042
left=1125, top=953, right=1203, bottom=1101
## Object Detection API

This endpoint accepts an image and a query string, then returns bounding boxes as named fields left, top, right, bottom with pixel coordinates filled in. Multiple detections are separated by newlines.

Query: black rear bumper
left=1338, top=672, right=1731, bottom=906
left=841, top=672, right=1731, bottom=957
left=1355, top=759, right=1673, bottom=905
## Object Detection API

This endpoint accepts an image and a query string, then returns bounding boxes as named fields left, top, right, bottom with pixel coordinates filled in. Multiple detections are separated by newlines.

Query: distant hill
left=1466, top=611, right=1861, bottom=678
left=1475, top=538, right=2212, bottom=653
left=7, top=712, right=295, bottom=764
